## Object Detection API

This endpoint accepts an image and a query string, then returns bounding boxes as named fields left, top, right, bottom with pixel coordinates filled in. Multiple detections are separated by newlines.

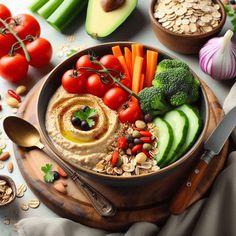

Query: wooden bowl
left=37, top=42, right=209, bottom=186
left=0, top=175, right=16, bottom=207
left=149, top=0, right=226, bottom=54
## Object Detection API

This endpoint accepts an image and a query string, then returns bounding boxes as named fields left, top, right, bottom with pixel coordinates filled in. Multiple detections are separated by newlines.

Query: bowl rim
left=37, top=41, right=210, bottom=181
left=149, top=0, right=226, bottom=39
left=0, top=175, right=16, bottom=207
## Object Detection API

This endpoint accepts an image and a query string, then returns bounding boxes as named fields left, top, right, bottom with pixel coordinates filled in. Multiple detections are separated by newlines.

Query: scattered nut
left=54, top=182, right=67, bottom=194
left=0, top=152, right=10, bottom=161
left=0, top=180, right=14, bottom=205
left=20, top=203, right=29, bottom=211
left=135, top=152, right=147, bottom=164
left=135, top=120, right=146, bottom=129
left=7, top=97, right=19, bottom=108
left=7, top=162, right=13, bottom=173
left=16, top=85, right=27, bottom=95
left=28, top=198, right=40, bottom=209
left=0, top=161, right=4, bottom=169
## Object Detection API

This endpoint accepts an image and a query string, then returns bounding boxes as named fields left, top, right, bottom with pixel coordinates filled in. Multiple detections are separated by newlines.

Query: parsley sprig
left=74, top=107, right=97, bottom=128
left=41, top=163, right=55, bottom=183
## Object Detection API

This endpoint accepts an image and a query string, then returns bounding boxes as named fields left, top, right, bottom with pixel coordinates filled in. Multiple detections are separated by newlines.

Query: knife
left=169, top=106, right=236, bottom=214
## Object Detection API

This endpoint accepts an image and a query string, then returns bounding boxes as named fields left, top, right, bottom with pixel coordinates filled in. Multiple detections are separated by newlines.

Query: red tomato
left=0, top=53, right=29, bottom=82
left=22, top=38, right=52, bottom=67
left=0, top=4, right=11, bottom=27
left=100, top=55, right=123, bottom=73
left=86, top=74, right=111, bottom=97
left=0, top=33, right=16, bottom=58
left=103, top=87, right=129, bottom=110
left=62, top=69, right=86, bottom=94
left=10, top=14, right=40, bottom=39
left=76, top=55, right=100, bottom=78
left=118, top=101, right=142, bottom=123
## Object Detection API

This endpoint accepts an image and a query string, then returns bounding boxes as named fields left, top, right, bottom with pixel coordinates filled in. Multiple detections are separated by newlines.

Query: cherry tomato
left=0, top=53, right=29, bottom=82
left=118, top=101, right=142, bottom=123
left=76, top=55, right=100, bottom=78
left=117, top=136, right=128, bottom=150
left=116, top=74, right=132, bottom=89
left=0, top=33, right=16, bottom=58
left=86, top=73, right=111, bottom=97
left=0, top=4, right=11, bottom=27
left=22, top=38, right=52, bottom=67
left=103, top=87, right=129, bottom=110
left=100, top=55, right=123, bottom=73
left=62, top=69, right=86, bottom=94
left=10, top=14, right=40, bottom=39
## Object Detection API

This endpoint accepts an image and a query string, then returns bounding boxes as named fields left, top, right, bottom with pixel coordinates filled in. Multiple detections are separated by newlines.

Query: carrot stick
left=132, top=56, right=144, bottom=94
left=124, top=47, right=132, bottom=77
left=145, top=50, right=158, bottom=87
left=131, top=44, right=138, bottom=68
left=117, top=55, right=131, bottom=81
left=135, top=44, right=144, bottom=58
left=112, top=45, right=122, bottom=57
left=139, top=73, right=145, bottom=92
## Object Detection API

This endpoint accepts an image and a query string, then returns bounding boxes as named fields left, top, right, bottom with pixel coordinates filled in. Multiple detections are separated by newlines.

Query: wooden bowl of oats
left=149, top=0, right=226, bottom=54
left=0, top=175, right=16, bottom=207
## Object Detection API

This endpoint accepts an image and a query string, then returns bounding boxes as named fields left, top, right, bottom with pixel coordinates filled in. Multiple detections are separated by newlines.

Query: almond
left=16, top=85, right=27, bottom=95
left=7, top=97, right=19, bottom=108
left=7, top=162, right=13, bottom=173
left=54, top=182, right=67, bottom=194
left=0, top=152, right=10, bottom=161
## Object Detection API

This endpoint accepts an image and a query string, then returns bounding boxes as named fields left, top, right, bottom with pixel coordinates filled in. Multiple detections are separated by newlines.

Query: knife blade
left=205, top=105, right=236, bottom=155
left=169, top=106, right=236, bottom=214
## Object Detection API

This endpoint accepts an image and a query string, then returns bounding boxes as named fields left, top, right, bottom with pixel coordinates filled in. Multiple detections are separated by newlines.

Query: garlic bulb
left=199, top=30, right=236, bottom=80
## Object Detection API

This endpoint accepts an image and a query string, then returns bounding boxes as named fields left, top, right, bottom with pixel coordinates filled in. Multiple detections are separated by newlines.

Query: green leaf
left=86, top=118, right=95, bottom=128
left=67, top=49, right=77, bottom=57
left=44, top=172, right=55, bottom=183
left=74, top=107, right=97, bottom=128
left=41, top=163, right=55, bottom=183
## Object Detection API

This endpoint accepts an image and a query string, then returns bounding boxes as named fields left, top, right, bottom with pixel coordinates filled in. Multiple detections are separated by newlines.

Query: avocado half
left=86, top=0, right=138, bottom=39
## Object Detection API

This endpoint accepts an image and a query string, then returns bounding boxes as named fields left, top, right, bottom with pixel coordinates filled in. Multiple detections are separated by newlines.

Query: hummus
left=45, top=86, right=120, bottom=169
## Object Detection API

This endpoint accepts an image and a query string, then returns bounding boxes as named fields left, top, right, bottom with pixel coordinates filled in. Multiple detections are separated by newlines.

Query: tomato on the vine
left=10, top=14, right=40, bottom=39
left=86, top=73, right=111, bottom=97
left=22, top=38, right=52, bottom=67
left=0, top=53, right=29, bottom=82
left=0, top=4, right=11, bottom=27
left=76, top=55, right=100, bottom=78
left=103, top=87, right=129, bottom=110
left=62, top=69, right=86, bottom=94
left=100, top=55, right=123, bottom=79
left=0, top=33, right=16, bottom=58
left=118, top=101, right=142, bottom=123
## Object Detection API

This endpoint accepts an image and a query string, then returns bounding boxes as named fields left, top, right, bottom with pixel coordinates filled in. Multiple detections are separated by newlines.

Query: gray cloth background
left=16, top=83, right=236, bottom=236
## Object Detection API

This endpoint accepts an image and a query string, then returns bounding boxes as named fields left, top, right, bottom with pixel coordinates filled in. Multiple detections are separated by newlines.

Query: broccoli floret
left=138, top=87, right=171, bottom=115
left=156, top=59, right=190, bottom=74
left=152, top=67, right=200, bottom=106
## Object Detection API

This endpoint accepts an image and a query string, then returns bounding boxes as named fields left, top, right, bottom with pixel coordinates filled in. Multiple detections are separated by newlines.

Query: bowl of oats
left=0, top=175, right=16, bottom=207
left=149, top=0, right=226, bottom=54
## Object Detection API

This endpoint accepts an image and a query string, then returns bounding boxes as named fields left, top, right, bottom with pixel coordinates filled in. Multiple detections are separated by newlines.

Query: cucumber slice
left=176, top=104, right=202, bottom=158
left=160, top=110, right=189, bottom=167
left=154, top=118, right=173, bottom=164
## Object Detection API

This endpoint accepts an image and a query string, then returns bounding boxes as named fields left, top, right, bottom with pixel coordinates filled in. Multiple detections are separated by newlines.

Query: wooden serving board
left=13, top=79, right=228, bottom=231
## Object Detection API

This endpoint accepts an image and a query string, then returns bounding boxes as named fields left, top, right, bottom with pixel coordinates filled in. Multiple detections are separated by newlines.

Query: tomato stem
left=92, top=60, right=140, bottom=100
left=0, top=18, right=31, bottom=62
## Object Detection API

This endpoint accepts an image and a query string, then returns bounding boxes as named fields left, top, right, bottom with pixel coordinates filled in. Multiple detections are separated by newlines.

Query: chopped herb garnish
left=74, top=107, right=97, bottom=128
left=224, top=5, right=236, bottom=32
left=41, top=163, right=55, bottom=183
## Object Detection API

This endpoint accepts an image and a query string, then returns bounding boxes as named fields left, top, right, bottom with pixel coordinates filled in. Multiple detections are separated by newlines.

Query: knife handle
left=169, top=150, right=214, bottom=214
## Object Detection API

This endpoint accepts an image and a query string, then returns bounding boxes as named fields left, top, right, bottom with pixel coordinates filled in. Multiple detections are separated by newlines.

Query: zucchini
left=160, top=110, right=189, bottom=167
left=176, top=104, right=202, bottom=159
left=154, top=118, right=173, bottom=164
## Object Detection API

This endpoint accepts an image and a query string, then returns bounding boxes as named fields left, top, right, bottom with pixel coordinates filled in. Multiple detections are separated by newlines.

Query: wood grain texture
left=13, top=79, right=228, bottom=231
